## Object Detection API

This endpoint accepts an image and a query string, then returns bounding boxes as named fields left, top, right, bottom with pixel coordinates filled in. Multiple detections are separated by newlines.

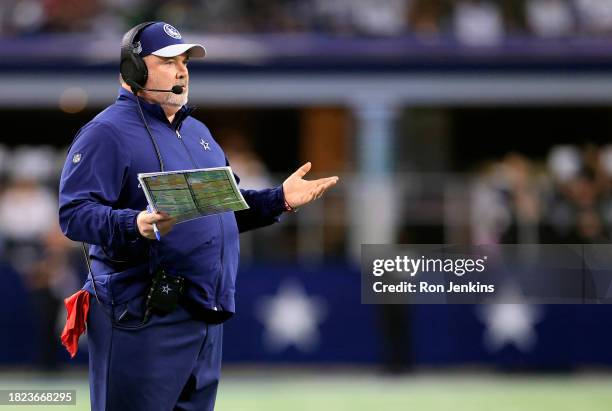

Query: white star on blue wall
left=478, top=283, right=544, bottom=352
left=256, top=279, right=327, bottom=353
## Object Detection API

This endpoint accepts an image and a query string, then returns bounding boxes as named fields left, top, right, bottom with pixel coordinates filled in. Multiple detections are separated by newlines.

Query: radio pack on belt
left=146, top=269, right=185, bottom=316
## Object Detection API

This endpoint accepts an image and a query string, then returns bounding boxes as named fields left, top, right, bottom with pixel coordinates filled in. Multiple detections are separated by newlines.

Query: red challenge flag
left=60, top=289, right=90, bottom=358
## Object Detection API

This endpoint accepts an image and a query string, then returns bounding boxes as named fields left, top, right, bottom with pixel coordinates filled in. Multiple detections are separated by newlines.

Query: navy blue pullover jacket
left=59, top=88, right=286, bottom=317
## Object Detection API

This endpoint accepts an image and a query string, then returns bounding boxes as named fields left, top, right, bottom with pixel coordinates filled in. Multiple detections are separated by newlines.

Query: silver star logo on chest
left=200, top=139, right=211, bottom=151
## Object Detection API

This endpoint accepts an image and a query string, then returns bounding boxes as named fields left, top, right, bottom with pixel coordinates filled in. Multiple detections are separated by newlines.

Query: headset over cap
left=120, top=22, right=205, bottom=93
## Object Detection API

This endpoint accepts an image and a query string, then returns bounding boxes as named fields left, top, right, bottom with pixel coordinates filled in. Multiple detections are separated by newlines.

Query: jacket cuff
left=271, top=185, right=288, bottom=216
left=118, top=209, right=141, bottom=241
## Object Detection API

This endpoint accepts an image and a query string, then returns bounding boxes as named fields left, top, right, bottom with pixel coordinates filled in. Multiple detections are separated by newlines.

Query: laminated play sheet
left=138, top=166, right=248, bottom=223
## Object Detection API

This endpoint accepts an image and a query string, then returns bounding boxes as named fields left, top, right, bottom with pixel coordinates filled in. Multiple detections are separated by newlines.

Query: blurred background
left=2, top=0, right=612, bottom=410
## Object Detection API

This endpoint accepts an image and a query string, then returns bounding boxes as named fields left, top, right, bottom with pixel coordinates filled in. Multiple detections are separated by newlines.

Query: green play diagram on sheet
left=138, top=167, right=249, bottom=223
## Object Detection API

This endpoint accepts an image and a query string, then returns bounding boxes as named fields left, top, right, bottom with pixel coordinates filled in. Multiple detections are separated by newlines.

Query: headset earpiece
left=120, top=22, right=156, bottom=93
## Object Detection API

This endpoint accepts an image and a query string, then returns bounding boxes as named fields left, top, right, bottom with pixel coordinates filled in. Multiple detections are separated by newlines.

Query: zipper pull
left=176, top=130, right=182, bottom=139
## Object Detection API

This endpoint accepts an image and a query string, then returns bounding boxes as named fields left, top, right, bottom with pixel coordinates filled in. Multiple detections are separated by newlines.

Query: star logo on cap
left=200, top=139, right=210, bottom=151
left=163, top=24, right=181, bottom=39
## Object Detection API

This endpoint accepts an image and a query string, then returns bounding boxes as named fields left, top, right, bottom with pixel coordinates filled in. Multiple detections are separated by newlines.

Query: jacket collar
left=117, top=87, right=195, bottom=129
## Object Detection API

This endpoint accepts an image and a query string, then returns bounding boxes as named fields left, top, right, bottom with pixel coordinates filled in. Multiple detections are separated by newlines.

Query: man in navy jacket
left=58, top=21, right=338, bottom=411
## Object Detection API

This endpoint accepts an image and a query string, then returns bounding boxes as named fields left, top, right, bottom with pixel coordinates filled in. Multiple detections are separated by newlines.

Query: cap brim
left=151, top=43, right=206, bottom=58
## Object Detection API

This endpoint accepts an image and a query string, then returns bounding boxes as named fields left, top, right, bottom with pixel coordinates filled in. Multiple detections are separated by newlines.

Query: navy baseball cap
left=138, top=22, right=205, bottom=58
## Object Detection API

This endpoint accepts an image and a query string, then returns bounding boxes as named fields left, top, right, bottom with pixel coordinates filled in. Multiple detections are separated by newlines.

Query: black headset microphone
left=126, top=80, right=184, bottom=95
left=153, top=85, right=184, bottom=94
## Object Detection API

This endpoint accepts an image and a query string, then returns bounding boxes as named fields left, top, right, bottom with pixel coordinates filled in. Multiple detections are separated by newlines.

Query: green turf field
left=0, top=370, right=611, bottom=410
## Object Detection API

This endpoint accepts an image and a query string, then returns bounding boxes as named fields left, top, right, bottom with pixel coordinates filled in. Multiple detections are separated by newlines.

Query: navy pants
left=87, top=294, right=223, bottom=411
